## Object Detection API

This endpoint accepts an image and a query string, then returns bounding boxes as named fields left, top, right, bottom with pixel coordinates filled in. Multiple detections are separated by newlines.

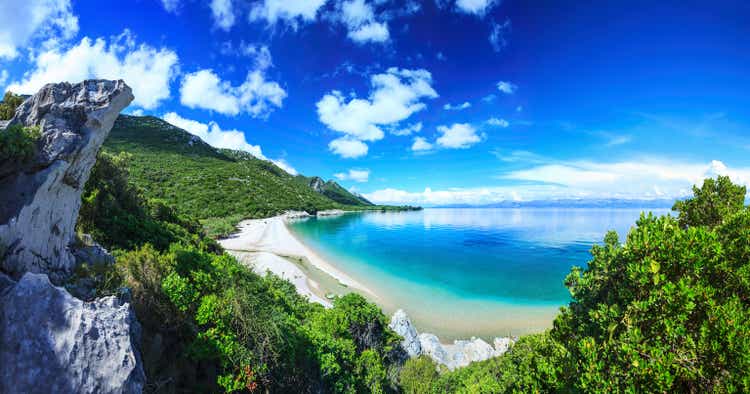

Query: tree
left=0, top=91, right=24, bottom=120
left=672, top=175, right=746, bottom=228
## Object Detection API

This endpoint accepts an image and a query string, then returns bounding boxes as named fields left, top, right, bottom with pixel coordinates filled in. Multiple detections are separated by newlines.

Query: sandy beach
left=218, top=213, right=376, bottom=307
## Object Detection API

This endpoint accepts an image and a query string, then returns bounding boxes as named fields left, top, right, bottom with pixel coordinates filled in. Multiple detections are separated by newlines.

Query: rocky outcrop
left=389, top=310, right=515, bottom=370
left=389, top=309, right=422, bottom=357
left=0, top=273, right=145, bottom=393
left=0, top=80, right=133, bottom=282
left=0, top=81, right=143, bottom=393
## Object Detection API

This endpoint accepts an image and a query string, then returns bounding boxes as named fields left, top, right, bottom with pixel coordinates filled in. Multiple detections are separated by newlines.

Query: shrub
left=0, top=91, right=24, bottom=120
left=0, top=124, right=40, bottom=163
left=399, top=356, right=440, bottom=394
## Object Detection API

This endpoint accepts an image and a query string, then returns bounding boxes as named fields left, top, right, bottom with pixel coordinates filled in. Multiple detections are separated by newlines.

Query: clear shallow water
left=288, top=208, right=669, bottom=339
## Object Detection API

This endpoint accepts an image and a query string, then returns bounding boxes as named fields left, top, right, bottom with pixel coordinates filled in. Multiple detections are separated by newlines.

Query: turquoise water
left=288, top=208, right=669, bottom=339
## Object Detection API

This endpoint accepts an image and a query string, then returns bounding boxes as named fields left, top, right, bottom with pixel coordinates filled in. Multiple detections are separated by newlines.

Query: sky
left=1, top=0, right=749, bottom=205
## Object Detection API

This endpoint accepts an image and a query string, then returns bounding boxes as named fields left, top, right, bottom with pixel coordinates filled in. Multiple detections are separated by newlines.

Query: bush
left=399, top=356, right=440, bottom=394
left=0, top=91, right=24, bottom=120
left=0, top=124, right=40, bottom=163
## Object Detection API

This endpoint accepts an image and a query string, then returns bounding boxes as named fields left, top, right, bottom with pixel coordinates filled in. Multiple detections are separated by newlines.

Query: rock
left=308, top=176, right=325, bottom=193
left=0, top=80, right=133, bottom=282
left=493, top=337, right=513, bottom=356
left=0, top=273, right=145, bottom=393
left=389, top=309, right=422, bottom=357
left=0, top=272, right=14, bottom=294
left=418, top=333, right=451, bottom=367
left=444, top=337, right=495, bottom=370
left=72, top=233, right=115, bottom=267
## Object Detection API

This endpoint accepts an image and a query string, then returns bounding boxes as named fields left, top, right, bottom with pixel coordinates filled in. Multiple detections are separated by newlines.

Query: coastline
left=218, top=212, right=377, bottom=308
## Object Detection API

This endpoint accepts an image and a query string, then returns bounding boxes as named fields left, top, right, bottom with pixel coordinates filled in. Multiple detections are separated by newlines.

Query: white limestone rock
left=388, top=309, right=422, bottom=357
left=0, top=80, right=133, bottom=282
left=0, top=273, right=145, bottom=393
left=493, top=336, right=514, bottom=356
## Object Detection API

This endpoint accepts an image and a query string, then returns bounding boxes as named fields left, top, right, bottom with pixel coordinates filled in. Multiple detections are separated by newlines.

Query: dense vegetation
left=397, top=175, right=750, bottom=392
left=0, top=91, right=24, bottom=120
left=74, top=113, right=750, bottom=392
left=103, top=115, right=393, bottom=236
left=74, top=150, right=406, bottom=393
left=0, top=124, right=40, bottom=163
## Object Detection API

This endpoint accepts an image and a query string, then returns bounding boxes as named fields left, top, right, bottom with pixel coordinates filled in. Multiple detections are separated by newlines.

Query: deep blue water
left=288, top=208, right=669, bottom=337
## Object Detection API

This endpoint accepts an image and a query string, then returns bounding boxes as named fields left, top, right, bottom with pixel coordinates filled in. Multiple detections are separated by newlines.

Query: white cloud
left=329, top=137, right=369, bottom=158
left=334, top=168, right=370, bottom=183
left=180, top=68, right=286, bottom=117
left=0, top=0, right=79, bottom=59
left=487, top=117, right=509, bottom=127
left=129, top=109, right=145, bottom=116
left=391, top=122, right=422, bottom=136
left=443, top=101, right=471, bottom=111
left=496, top=80, right=517, bottom=94
left=364, top=159, right=750, bottom=205
left=348, top=22, right=390, bottom=43
left=411, top=136, right=433, bottom=151
left=7, top=31, right=179, bottom=110
left=160, top=0, right=180, bottom=13
left=211, top=0, right=236, bottom=31
left=162, top=112, right=297, bottom=174
left=489, top=19, right=511, bottom=52
left=455, top=0, right=498, bottom=16
left=336, top=0, right=390, bottom=44
left=317, top=67, right=438, bottom=155
left=436, top=123, right=484, bottom=149
left=250, top=0, right=326, bottom=26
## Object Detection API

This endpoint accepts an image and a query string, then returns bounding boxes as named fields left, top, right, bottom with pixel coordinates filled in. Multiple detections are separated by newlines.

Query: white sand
left=219, top=214, right=376, bottom=307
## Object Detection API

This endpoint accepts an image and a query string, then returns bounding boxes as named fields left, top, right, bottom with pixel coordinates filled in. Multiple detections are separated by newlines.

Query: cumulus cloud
left=160, top=0, right=180, bottom=13
left=334, top=168, right=370, bottom=182
left=364, top=160, right=750, bottom=205
left=443, top=101, right=471, bottom=111
left=250, top=0, right=327, bottom=26
left=329, top=137, right=369, bottom=158
left=496, top=80, right=517, bottom=94
left=8, top=31, right=179, bottom=110
left=348, top=22, right=390, bottom=43
left=0, top=70, right=8, bottom=90
left=317, top=68, right=438, bottom=141
left=391, top=122, right=422, bottom=136
left=489, top=19, right=511, bottom=52
left=486, top=117, right=509, bottom=127
left=335, top=0, right=390, bottom=44
left=179, top=68, right=286, bottom=117
left=455, top=0, right=498, bottom=16
left=317, top=67, right=438, bottom=157
left=436, top=123, right=484, bottom=149
left=211, top=0, right=236, bottom=31
left=411, top=136, right=433, bottom=151
left=0, top=0, right=79, bottom=59
left=162, top=112, right=297, bottom=174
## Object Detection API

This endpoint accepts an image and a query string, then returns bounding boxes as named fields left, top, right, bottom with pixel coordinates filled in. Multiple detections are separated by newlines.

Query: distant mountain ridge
left=436, top=198, right=677, bottom=209
left=297, top=176, right=374, bottom=206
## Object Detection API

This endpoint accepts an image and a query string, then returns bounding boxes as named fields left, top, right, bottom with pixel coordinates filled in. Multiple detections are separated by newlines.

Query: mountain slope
left=297, top=176, right=374, bottom=206
left=104, top=115, right=345, bottom=222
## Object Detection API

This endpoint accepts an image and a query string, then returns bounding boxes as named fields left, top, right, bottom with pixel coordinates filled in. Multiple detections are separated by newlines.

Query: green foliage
left=104, top=115, right=343, bottom=222
left=303, top=293, right=401, bottom=393
left=553, top=185, right=750, bottom=391
left=0, top=91, right=24, bottom=120
left=399, top=356, right=440, bottom=394
left=432, top=333, right=573, bottom=394
left=78, top=151, right=218, bottom=253
left=672, top=175, right=746, bottom=229
left=0, top=124, right=40, bottom=163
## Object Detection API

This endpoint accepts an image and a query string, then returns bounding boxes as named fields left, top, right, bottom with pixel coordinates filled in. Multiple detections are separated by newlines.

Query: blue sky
left=2, top=0, right=749, bottom=205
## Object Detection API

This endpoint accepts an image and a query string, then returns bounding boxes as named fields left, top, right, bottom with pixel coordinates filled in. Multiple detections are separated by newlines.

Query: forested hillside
left=103, top=115, right=383, bottom=236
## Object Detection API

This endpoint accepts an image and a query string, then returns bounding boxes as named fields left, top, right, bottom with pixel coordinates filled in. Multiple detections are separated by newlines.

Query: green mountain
left=296, top=175, right=374, bottom=206
left=102, top=115, right=386, bottom=236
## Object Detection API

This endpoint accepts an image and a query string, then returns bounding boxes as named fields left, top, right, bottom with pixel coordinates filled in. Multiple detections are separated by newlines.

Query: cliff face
left=0, top=80, right=145, bottom=393
left=0, top=80, right=133, bottom=282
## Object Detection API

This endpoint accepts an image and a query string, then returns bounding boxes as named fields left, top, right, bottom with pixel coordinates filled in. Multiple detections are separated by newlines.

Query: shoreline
left=218, top=212, right=377, bottom=307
